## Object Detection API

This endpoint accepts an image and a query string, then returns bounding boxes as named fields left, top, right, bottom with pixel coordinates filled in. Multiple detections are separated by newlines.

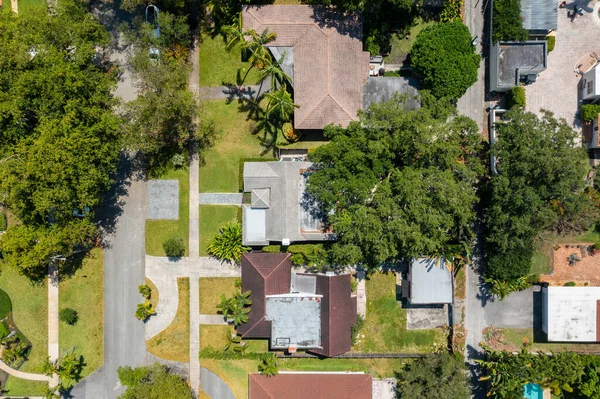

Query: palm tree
left=265, top=85, right=299, bottom=122
left=221, top=13, right=247, bottom=53
left=258, top=355, right=279, bottom=377
left=231, top=306, right=251, bottom=326
left=39, top=357, right=58, bottom=377
left=224, top=331, right=242, bottom=351
left=246, top=28, right=277, bottom=70
left=259, top=53, right=291, bottom=90
left=234, top=290, right=252, bottom=308
left=217, top=294, right=235, bottom=319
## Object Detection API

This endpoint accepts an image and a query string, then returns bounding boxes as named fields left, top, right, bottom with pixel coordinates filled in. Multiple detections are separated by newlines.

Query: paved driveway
left=483, top=287, right=535, bottom=328
left=525, top=1, right=600, bottom=128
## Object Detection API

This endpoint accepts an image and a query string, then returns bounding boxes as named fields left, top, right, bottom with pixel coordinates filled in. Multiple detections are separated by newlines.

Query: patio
left=525, top=0, right=600, bottom=128
left=541, top=243, right=600, bottom=285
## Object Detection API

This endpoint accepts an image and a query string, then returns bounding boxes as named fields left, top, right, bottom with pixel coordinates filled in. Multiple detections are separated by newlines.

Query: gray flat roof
left=410, top=258, right=452, bottom=304
left=266, top=294, right=322, bottom=349
left=497, top=42, right=547, bottom=87
left=521, top=0, right=557, bottom=31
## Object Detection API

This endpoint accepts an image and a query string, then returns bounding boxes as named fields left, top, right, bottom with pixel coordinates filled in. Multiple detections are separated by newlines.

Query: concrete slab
left=406, top=305, right=448, bottom=329
left=146, top=180, right=179, bottom=220
left=373, top=378, right=397, bottom=399
left=484, top=287, right=534, bottom=328
left=199, top=193, right=243, bottom=205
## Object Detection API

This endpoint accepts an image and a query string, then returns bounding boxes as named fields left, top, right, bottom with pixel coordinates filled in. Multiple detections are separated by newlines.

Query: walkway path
left=0, top=359, right=48, bottom=382
left=199, top=315, right=228, bottom=325
left=198, top=81, right=271, bottom=101
left=356, top=271, right=367, bottom=318
left=48, top=264, right=59, bottom=388
left=199, top=193, right=243, bottom=205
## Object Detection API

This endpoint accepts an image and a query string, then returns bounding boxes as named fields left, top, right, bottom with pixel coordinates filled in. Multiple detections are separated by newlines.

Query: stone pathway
left=199, top=315, right=228, bottom=325
left=199, top=193, right=243, bottom=205
left=356, top=271, right=367, bottom=318
left=189, top=272, right=200, bottom=395
left=48, top=265, right=59, bottom=388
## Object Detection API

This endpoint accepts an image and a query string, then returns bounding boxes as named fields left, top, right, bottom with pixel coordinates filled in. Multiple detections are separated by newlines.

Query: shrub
left=506, top=86, right=526, bottom=108
left=411, top=21, right=480, bottom=100
left=171, top=154, right=186, bottom=169
left=564, top=281, right=576, bottom=286
left=59, top=308, right=79, bottom=325
left=282, top=122, right=299, bottom=142
left=440, top=0, right=463, bottom=22
left=163, top=236, right=185, bottom=257
left=207, top=222, right=250, bottom=264
left=485, top=242, right=533, bottom=282
left=261, top=245, right=283, bottom=253
left=0, top=321, right=10, bottom=340
left=139, top=284, right=151, bottom=300
left=135, top=301, right=155, bottom=321
left=546, top=35, right=555, bottom=52
left=581, top=104, right=600, bottom=122
left=0, top=212, right=6, bottom=232
left=351, top=314, right=365, bottom=345
left=492, top=0, right=529, bottom=43
left=287, top=244, right=327, bottom=266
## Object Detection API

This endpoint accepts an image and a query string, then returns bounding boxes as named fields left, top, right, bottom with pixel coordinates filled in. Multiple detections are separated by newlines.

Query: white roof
left=545, top=286, right=600, bottom=342
left=242, top=206, right=267, bottom=245
left=409, top=258, right=453, bottom=304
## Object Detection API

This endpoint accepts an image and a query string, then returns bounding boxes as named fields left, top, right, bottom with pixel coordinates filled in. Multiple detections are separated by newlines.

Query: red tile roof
left=243, top=5, right=370, bottom=130
left=238, top=253, right=292, bottom=338
left=249, top=373, right=372, bottom=399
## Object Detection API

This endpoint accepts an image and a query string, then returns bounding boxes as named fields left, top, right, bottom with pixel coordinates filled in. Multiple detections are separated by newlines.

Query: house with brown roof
left=238, top=252, right=357, bottom=357
left=243, top=5, right=370, bottom=130
left=249, top=372, right=373, bottom=399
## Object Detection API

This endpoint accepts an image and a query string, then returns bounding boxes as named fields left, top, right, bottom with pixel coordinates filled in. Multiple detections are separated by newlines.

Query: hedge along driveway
left=146, top=167, right=189, bottom=256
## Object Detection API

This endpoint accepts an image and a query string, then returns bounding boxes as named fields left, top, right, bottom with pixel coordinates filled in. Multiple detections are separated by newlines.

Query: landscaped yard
left=384, top=18, right=437, bottom=65
left=199, top=35, right=261, bottom=87
left=145, top=278, right=159, bottom=311
left=200, top=357, right=406, bottom=399
left=0, top=264, right=47, bottom=396
left=487, top=327, right=600, bottom=354
left=147, top=278, right=190, bottom=362
left=199, top=101, right=267, bottom=193
left=146, top=167, right=189, bottom=256
left=200, top=325, right=269, bottom=353
left=199, top=277, right=239, bottom=314
left=530, top=228, right=600, bottom=275
left=352, top=272, right=445, bottom=353
left=199, top=206, right=239, bottom=256
left=59, top=248, right=104, bottom=378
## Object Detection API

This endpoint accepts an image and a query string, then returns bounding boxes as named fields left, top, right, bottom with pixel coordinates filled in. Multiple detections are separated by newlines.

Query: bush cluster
left=581, top=104, right=600, bottom=121
left=163, top=236, right=185, bottom=257
left=59, top=308, right=79, bottom=325
left=546, top=35, right=555, bottom=52
left=440, top=0, right=463, bottom=22
left=506, top=86, right=526, bottom=108
left=492, top=0, right=529, bottom=43
left=0, top=212, right=6, bottom=232
left=260, top=244, right=327, bottom=267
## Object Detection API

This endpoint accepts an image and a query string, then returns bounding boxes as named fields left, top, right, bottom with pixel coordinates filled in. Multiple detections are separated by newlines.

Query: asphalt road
left=69, top=166, right=147, bottom=399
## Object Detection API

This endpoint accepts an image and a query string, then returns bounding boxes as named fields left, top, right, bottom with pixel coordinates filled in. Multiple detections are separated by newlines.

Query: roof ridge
left=258, top=253, right=290, bottom=279
left=241, top=315, right=267, bottom=337
left=250, top=374, right=274, bottom=399
left=295, top=93, right=330, bottom=127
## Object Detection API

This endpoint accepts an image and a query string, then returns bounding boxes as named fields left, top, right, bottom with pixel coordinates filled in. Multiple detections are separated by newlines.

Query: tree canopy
left=118, top=363, right=193, bottom=399
left=411, top=22, right=480, bottom=101
left=306, top=94, right=484, bottom=267
left=0, top=1, right=121, bottom=280
left=484, top=109, right=593, bottom=281
left=491, top=0, right=529, bottom=43
left=396, top=353, right=470, bottom=399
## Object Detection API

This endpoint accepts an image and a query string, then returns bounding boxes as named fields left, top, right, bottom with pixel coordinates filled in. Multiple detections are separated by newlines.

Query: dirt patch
left=541, top=243, right=600, bottom=286
left=482, top=326, right=523, bottom=352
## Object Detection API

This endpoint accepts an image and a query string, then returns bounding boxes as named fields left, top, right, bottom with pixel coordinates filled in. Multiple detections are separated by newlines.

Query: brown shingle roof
left=309, top=274, right=357, bottom=357
left=238, top=253, right=292, bottom=338
left=243, top=5, right=370, bottom=130
left=248, top=373, right=372, bottom=399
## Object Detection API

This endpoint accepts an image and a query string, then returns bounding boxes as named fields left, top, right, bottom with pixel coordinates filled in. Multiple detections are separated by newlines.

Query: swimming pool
left=523, top=383, right=543, bottom=399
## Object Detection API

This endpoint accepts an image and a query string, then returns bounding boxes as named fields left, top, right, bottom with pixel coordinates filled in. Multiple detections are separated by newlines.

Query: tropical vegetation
left=207, top=222, right=249, bottom=264
left=217, top=289, right=252, bottom=326
left=118, top=363, right=194, bottom=399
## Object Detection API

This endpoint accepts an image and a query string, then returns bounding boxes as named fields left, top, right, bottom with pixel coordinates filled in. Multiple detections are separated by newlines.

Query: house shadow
left=532, top=288, right=548, bottom=343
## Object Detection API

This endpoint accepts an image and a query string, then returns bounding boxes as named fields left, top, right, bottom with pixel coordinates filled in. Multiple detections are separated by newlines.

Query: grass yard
left=530, top=228, right=600, bottom=275
left=199, top=101, right=270, bottom=193
left=352, top=272, right=445, bottom=353
left=0, top=265, right=47, bottom=375
left=3, top=379, right=48, bottom=397
left=455, top=267, right=466, bottom=299
left=200, top=325, right=269, bottom=352
left=59, top=248, right=104, bottom=378
left=145, top=278, right=159, bottom=311
left=199, top=35, right=261, bottom=86
left=199, top=206, right=239, bottom=256
left=385, top=18, right=437, bottom=65
left=199, top=277, right=238, bottom=314
left=145, top=167, right=189, bottom=256
left=201, top=357, right=406, bottom=399
left=500, top=328, right=600, bottom=354
left=147, top=278, right=190, bottom=362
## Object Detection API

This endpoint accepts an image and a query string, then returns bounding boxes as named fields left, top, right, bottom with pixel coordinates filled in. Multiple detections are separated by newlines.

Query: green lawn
left=201, top=358, right=406, bottom=399
left=147, top=278, right=190, bottom=362
left=352, top=272, right=446, bottom=353
left=59, top=248, right=104, bottom=378
left=200, top=325, right=269, bottom=353
left=146, top=167, right=190, bottom=256
left=530, top=228, right=600, bottom=275
left=199, top=205, right=239, bottom=256
left=385, top=18, right=437, bottom=65
left=199, top=35, right=261, bottom=86
left=199, top=277, right=239, bottom=314
left=3, top=379, right=48, bottom=397
left=199, top=101, right=268, bottom=193
left=501, top=328, right=600, bottom=354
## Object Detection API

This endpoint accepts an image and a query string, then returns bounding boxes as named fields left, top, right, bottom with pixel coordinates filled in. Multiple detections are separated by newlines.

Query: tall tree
left=265, top=86, right=298, bottom=122
left=306, top=94, right=483, bottom=267
left=396, top=353, right=470, bottom=399
left=484, top=109, right=592, bottom=281
left=245, top=28, right=276, bottom=70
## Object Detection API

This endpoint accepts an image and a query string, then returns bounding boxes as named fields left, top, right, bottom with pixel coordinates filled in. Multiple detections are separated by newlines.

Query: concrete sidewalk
left=48, top=265, right=59, bottom=388
left=199, top=193, right=243, bottom=205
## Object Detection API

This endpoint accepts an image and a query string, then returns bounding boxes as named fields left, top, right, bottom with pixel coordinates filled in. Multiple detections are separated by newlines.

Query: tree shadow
left=466, top=344, right=488, bottom=399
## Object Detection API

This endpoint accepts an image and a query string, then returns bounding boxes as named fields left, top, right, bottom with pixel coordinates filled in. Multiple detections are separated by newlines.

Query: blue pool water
left=523, top=383, right=543, bottom=399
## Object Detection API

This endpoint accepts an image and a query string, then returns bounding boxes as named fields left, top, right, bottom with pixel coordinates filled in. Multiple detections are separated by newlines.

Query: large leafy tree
left=396, top=353, right=470, bottom=399
left=484, top=109, right=592, bottom=281
left=0, top=2, right=121, bottom=280
left=118, top=363, right=193, bottom=399
left=307, top=94, right=484, bottom=267
left=411, top=21, right=480, bottom=101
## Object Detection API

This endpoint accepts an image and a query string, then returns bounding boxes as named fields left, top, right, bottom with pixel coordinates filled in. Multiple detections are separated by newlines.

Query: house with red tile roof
left=242, top=5, right=370, bottom=130
left=249, top=372, right=373, bottom=399
left=238, top=252, right=357, bottom=357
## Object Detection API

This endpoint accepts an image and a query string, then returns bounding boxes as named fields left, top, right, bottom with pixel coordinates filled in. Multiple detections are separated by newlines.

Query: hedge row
left=199, top=348, right=275, bottom=360
left=260, top=244, right=327, bottom=266
left=581, top=104, right=600, bottom=122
